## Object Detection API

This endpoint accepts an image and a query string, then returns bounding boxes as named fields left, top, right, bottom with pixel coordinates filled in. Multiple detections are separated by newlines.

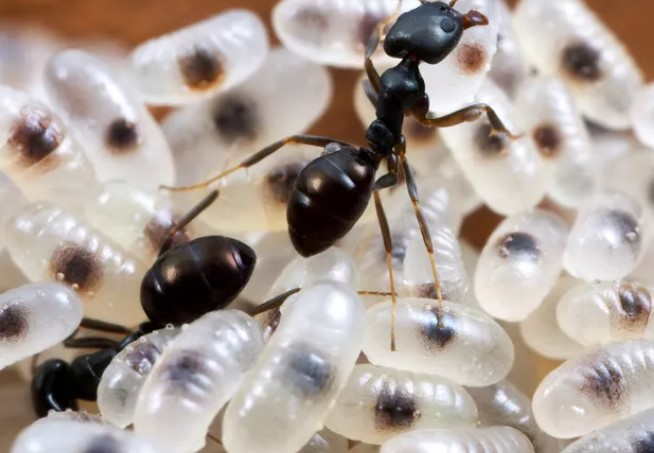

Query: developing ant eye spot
left=374, top=383, right=420, bottom=431
left=49, top=243, right=103, bottom=293
left=0, top=304, right=28, bottom=342
left=9, top=108, right=62, bottom=165
left=266, top=160, right=309, bottom=204
left=457, top=43, right=487, bottom=75
left=84, top=434, right=120, bottom=453
left=496, top=232, right=540, bottom=261
left=420, top=306, right=456, bottom=350
left=579, top=357, right=624, bottom=409
left=178, top=47, right=225, bottom=91
left=603, top=210, right=640, bottom=246
left=212, top=94, right=259, bottom=145
left=562, top=42, right=603, bottom=82
left=532, top=123, right=563, bottom=158
left=105, top=118, right=140, bottom=153
left=286, top=345, right=335, bottom=397
left=617, top=283, right=651, bottom=331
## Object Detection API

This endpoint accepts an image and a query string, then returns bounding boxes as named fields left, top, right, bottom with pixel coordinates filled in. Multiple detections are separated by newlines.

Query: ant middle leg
left=412, top=102, right=520, bottom=138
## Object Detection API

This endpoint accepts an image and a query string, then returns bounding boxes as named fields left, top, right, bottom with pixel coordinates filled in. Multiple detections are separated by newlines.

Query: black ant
left=161, top=0, right=516, bottom=349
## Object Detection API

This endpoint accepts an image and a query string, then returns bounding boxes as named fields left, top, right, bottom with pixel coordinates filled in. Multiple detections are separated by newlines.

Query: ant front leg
left=364, top=0, right=404, bottom=96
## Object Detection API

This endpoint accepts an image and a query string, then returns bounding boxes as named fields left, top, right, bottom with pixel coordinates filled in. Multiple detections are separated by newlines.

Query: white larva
left=533, top=339, right=654, bottom=439
left=364, top=298, right=514, bottom=386
left=380, top=426, right=535, bottom=453
left=0, top=282, right=82, bottom=371
left=563, top=191, right=649, bottom=282
left=5, top=202, right=146, bottom=325
left=44, top=50, right=175, bottom=188
left=222, top=281, right=366, bottom=453
left=133, top=310, right=264, bottom=453
left=325, top=364, right=478, bottom=444
left=475, top=210, right=568, bottom=322
left=97, top=327, right=180, bottom=428
left=128, top=10, right=269, bottom=105
left=513, top=0, right=643, bottom=130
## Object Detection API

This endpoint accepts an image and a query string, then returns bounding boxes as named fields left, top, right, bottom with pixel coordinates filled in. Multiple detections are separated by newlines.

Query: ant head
left=383, top=1, right=488, bottom=65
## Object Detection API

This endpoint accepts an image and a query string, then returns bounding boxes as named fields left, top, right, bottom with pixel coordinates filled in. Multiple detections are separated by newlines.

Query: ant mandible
left=162, top=0, right=516, bottom=349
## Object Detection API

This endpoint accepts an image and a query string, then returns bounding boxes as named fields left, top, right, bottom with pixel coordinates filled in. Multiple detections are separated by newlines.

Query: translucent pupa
left=133, top=310, right=263, bottom=452
left=516, top=76, right=597, bottom=207
left=513, top=0, right=643, bottom=130
left=10, top=418, right=171, bottom=453
left=163, top=48, right=332, bottom=186
left=97, top=327, right=179, bottom=428
left=222, top=280, right=366, bottom=453
left=5, top=202, right=146, bottom=324
left=0, top=282, right=82, bottom=371
left=533, top=339, right=654, bottom=439
left=439, top=80, right=548, bottom=215
left=519, top=274, right=586, bottom=361
left=325, top=364, right=478, bottom=444
left=379, top=426, right=535, bottom=453
left=128, top=10, right=269, bottom=105
left=475, top=210, right=568, bottom=322
left=84, top=181, right=213, bottom=265
left=562, top=407, right=654, bottom=453
left=0, top=85, right=96, bottom=205
left=364, top=298, right=514, bottom=386
left=563, top=191, right=649, bottom=282
left=557, top=280, right=654, bottom=346
left=467, top=379, right=567, bottom=453
left=631, top=83, right=654, bottom=149
left=601, top=151, right=654, bottom=223
left=44, top=50, right=175, bottom=188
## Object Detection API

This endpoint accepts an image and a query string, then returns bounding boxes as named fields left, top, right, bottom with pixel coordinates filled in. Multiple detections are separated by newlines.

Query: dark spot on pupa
left=377, top=233, right=411, bottom=268
left=163, top=351, right=210, bottom=393
left=403, top=118, right=437, bottom=144
left=9, top=107, right=62, bottom=165
left=261, top=308, right=282, bottom=338
left=562, top=42, right=602, bottom=82
left=579, top=355, right=624, bottom=408
left=496, top=232, right=540, bottom=261
left=143, top=212, right=190, bottom=253
left=374, top=381, right=421, bottom=431
left=617, top=282, right=651, bottom=332
left=603, top=210, right=640, bottom=249
left=49, top=243, right=103, bottom=293
left=457, top=43, right=487, bottom=75
left=105, top=118, right=140, bottom=153
left=0, top=304, right=28, bottom=341
left=84, top=434, right=120, bottom=453
left=358, top=12, right=385, bottom=48
left=178, top=47, right=224, bottom=90
left=286, top=344, right=334, bottom=397
left=475, top=123, right=509, bottom=155
left=266, top=160, right=309, bottom=204
left=413, top=283, right=450, bottom=302
left=212, top=93, right=259, bottom=145
left=633, top=430, right=654, bottom=453
left=532, top=123, right=563, bottom=158
left=124, top=341, right=161, bottom=376
left=420, top=305, right=456, bottom=350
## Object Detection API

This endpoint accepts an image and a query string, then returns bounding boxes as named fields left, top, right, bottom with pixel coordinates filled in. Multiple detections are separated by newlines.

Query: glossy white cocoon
left=557, top=280, right=654, bottom=346
left=562, top=407, right=654, bottom=453
left=467, top=380, right=567, bottom=453
left=380, top=427, right=534, bottom=453
left=134, top=310, right=264, bottom=452
left=84, top=181, right=213, bottom=265
left=513, top=0, right=643, bottom=129
left=517, top=76, right=597, bottom=207
left=0, top=85, right=96, bottom=204
left=533, top=339, right=654, bottom=439
left=601, top=151, right=654, bottom=224
left=631, top=83, right=654, bottom=149
left=44, top=50, right=175, bottom=188
left=403, top=225, right=470, bottom=304
left=97, top=327, right=179, bottom=428
left=519, top=275, right=586, bottom=361
left=129, top=10, right=269, bottom=105
left=439, top=81, right=548, bottom=215
left=364, top=298, right=514, bottom=386
left=5, top=203, right=146, bottom=324
left=0, top=282, right=81, bottom=371
left=11, top=419, right=170, bottom=453
left=163, top=48, right=332, bottom=186
left=475, top=210, right=568, bottom=321
left=222, top=281, right=366, bottom=453
left=488, top=0, right=528, bottom=98
left=422, top=0, right=499, bottom=114
left=563, top=191, right=649, bottom=282
left=325, top=364, right=477, bottom=444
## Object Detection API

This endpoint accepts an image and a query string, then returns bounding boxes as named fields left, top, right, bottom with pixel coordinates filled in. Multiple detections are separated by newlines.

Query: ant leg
left=246, top=288, right=302, bottom=317
left=79, top=317, right=131, bottom=335
left=395, top=139, right=445, bottom=315
left=414, top=103, right=520, bottom=138
left=63, top=337, right=120, bottom=349
left=364, top=1, right=404, bottom=95
left=160, top=134, right=353, bottom=192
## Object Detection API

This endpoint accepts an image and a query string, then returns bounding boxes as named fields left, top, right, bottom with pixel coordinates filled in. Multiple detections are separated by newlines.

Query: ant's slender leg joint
left=79, top=317, right=132, bottom=335
left=414, top=103, right=520, bottom=138
left=364, top=0, right=403, bottom=95
left=160, top=134, right=353, bottom=192
left=63, top=337, right=120, bottom=350
left=246, top=288, right=302, bottom=317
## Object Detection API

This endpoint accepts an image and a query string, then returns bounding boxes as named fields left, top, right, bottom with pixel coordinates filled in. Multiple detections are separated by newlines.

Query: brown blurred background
left=0, top=0, right=651, bottom=449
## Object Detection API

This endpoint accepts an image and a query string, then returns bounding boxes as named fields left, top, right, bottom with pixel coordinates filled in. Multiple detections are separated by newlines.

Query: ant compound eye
left=440, top=17, right=456, bottom=33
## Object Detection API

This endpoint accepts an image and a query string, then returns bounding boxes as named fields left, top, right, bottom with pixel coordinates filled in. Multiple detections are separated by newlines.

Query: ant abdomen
left=6, top=203, right=146, bottom=324
left=128, top=10, right=269, bottom=106
left=325, top=364, right=478, bottom=444
left=133, top=310, right=264, bottom=452
left=97, top=327, right=180, bottom=428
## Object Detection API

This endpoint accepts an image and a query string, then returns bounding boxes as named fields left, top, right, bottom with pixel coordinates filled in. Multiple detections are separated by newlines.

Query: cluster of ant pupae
left=1, top=0, right=654, bottom=452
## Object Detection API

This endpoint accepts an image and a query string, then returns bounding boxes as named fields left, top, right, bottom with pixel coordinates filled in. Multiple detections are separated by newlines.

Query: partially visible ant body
left=162, top=0, right=516, bottom=348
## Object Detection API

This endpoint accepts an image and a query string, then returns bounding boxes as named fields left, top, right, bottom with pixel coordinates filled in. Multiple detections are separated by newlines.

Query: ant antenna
left=449, top=0, right=459, bottom=7
left=159, top=189, right=219, bottom=254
